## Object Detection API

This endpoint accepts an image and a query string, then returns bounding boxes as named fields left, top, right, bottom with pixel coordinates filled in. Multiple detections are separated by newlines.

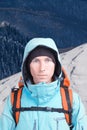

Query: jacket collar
left=26, top=79, right=60, bottom=104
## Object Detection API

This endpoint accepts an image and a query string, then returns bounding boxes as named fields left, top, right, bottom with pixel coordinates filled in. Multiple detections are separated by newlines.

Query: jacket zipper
left=56, top=120, right=59, bottom=130
left=33, top=120, right=36, bottom=130
left=54, top=117, right=65, bottom=130
left=81, top=126, right=83, bottom=130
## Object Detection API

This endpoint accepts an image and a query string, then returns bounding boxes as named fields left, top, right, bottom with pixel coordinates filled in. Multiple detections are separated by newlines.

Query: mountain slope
left=61, top=43, right=87, bottom=113
left=0, top=43, right=87, bottom=114
left=1, top=0, right=87, bottom=80
left=0, top=22, right=29, bottom=80
left=0, top=0, right=87, bottom=48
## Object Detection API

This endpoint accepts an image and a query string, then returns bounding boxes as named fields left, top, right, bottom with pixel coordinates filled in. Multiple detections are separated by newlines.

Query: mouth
left=37, top=75, right=47, bottom=79
left=38, top=75, right=47, bottom=77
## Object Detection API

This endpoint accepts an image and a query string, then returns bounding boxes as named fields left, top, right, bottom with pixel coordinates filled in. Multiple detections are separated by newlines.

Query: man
left=0, top=38, right=87, bottom=130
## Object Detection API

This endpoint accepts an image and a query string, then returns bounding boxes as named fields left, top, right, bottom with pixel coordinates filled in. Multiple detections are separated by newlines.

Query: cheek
left=48, top=64, right=55, bottom=75
left=30, top=67, right=35, bottom=77
left=30, top=65, right=38, bottom=77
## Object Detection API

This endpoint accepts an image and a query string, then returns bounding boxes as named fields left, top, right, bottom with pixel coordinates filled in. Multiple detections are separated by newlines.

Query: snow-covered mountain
left=61, top=43, right=87, bottom=113
left=0, top=43, right=87, bottom=114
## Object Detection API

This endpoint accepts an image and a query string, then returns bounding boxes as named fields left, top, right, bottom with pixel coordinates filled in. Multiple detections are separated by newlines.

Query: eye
left=32, top=58, right=39, bottom=63
left=45, top=58, right=53, bottom=62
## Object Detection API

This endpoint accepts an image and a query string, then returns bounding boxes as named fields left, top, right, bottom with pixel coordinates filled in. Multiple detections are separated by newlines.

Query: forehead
left=32, top=56, right=52, bottom=60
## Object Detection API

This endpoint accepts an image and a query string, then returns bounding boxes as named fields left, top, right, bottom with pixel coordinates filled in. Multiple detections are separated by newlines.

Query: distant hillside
left=0, top=21, right=29, bottom=80
left=0, top=0, right=87, bottom=48
left=1, top=0, right=87, bottom=79
left=0, top=21, right=72, bottom=80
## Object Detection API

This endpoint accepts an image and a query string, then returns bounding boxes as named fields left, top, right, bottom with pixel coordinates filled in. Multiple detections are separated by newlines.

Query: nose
left=40, top=61, right=45, bottom=72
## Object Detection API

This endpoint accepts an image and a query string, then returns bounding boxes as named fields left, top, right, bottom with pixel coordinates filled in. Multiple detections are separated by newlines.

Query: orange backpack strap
left=11, top=76, right=24, bottom=125
left=60, top=67, right=73, bottom=129
left=18, top=76, right=24, bottom=88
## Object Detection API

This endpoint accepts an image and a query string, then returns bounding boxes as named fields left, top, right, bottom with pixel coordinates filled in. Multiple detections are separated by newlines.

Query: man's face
left=29, top=56, right=55, bottom=84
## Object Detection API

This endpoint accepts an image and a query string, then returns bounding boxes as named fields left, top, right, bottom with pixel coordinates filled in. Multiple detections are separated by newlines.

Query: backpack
left=11, top=67, right=73, bottom=130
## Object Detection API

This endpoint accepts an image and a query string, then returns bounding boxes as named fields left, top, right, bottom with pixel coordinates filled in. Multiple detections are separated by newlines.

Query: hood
left=21, top=38, right=62, bottom=84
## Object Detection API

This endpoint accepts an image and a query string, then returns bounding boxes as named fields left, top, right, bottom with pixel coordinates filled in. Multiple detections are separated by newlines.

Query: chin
left=37, top=80, right=47, bottom=83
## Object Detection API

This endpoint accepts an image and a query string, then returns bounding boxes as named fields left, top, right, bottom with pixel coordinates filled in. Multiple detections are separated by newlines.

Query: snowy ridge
left=0, top=72, right=21, bottom=114
left=61, top=43, right=87, bottom=113
left=0, top=43, right=87, bottom=114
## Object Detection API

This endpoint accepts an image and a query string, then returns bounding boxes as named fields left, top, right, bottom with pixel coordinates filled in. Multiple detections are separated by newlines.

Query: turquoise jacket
left=0, top=38, right=87, bottom=130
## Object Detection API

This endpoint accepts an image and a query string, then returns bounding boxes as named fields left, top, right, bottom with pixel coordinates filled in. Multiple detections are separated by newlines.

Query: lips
left=38, top=75, right=47, bottom=77
left=37, top=75, right=47, bottom=79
